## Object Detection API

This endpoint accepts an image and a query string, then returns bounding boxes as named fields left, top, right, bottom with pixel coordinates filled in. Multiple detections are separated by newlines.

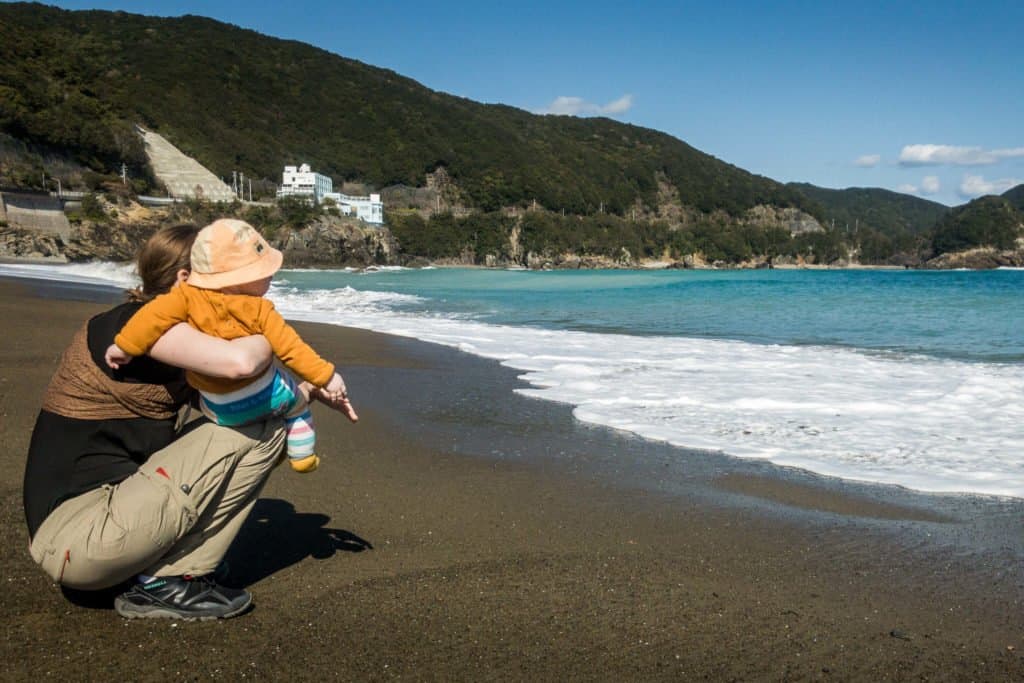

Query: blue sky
left=32, top=1, right=1024, bottom=206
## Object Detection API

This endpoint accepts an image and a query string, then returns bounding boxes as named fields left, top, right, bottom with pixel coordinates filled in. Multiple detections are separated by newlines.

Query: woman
left=23, top=223, right=285, bottom=620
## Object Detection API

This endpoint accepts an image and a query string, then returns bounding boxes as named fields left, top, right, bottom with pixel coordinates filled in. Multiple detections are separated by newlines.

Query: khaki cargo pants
left=29, top=418, right=285, bottom=590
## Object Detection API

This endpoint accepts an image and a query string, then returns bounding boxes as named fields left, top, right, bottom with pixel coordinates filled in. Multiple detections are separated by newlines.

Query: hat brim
left=187, top=246, right=284, bottom=290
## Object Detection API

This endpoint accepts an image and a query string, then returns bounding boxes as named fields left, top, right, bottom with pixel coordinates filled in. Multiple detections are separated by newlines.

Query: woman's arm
left=149, top=323, right=272, bottom=379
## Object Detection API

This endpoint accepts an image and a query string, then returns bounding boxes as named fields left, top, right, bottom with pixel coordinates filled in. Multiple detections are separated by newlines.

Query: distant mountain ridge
left=1, top=2, right=1019, bottom=267
left=932, top=191, right=1024, bottom=254
left=1003, top=183, right=1024, bottom=210
left=0, top=2, right=811, bottom=218
left=788, top=183, right=949, bottom=237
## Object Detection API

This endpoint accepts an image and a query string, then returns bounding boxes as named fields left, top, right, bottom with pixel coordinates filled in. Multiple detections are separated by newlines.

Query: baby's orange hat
left=187, top=218, right=283, bottom=289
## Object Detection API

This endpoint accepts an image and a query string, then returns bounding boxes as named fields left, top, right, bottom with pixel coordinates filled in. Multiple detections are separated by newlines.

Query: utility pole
left=121, top=163, right=127, bottom=185
left=232, top=171, right=237, bottom=196
left=248, top=179, right=252, bottom=202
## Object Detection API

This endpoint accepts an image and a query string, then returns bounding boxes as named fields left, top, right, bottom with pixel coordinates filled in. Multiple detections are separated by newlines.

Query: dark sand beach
left=1, top=276, right=1022, bottom=681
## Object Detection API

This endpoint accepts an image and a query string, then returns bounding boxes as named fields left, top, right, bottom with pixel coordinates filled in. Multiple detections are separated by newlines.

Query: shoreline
left=2, top=269, right=1022, bottom=504
left=0, top=252, right=1002, bottom=272
left=4, top=266, right=1019, bottom=507
left=1, top=276, right=1023, bottom=679
left=4, top=266, right=1021, bottom=502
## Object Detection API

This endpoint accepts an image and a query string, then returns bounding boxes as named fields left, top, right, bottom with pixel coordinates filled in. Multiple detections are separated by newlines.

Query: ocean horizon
left=3, top=261, right=1022, bottom=499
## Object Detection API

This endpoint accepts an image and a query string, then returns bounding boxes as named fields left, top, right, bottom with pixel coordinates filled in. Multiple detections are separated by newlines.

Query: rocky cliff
left=922, top=244, right=1024, bottom=269
left=0, top=198, right=398, bottom=268
left=742, top=205, right=823, bottom=234
left=275, top=216, right=399, bottom=268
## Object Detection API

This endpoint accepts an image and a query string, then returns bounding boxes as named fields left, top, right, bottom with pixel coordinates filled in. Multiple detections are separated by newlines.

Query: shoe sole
left=114, top=594, right=252, bottom=621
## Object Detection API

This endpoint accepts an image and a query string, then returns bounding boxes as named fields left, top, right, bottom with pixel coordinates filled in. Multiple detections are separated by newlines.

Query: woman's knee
left=29, top=479, right=191, bottom=591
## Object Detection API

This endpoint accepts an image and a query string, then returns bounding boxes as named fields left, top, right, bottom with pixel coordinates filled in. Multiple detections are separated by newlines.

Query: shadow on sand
left=223, top=497, right=373, bottom=587
left=60, top=497, right=372, bottom=609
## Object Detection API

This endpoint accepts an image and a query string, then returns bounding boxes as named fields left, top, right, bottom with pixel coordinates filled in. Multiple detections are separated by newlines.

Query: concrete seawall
left=0, top=192, right=71, bottom=240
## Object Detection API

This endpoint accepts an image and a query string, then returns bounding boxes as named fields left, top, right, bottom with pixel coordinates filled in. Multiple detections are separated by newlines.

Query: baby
left=105, top=218, right=358, bottom=473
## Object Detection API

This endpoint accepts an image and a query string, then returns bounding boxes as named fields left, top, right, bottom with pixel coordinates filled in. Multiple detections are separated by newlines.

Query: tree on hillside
left=931, top=196, right=1022, bottom=254
left=0, top=2, right=822, bottom=222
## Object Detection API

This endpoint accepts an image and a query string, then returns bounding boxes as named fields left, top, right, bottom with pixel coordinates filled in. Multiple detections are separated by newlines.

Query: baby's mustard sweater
left=114, top=282, right=335, bottom=394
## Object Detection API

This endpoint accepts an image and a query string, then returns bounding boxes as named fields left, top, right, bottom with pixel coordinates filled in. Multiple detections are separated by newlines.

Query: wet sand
left=1, top=277, right=1022, bottom=681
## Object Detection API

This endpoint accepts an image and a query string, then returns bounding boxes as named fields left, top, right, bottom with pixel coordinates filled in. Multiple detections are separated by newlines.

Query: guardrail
left=136, top=195, right=182, bottom=206
left=52, top=191, right=87, bottom=200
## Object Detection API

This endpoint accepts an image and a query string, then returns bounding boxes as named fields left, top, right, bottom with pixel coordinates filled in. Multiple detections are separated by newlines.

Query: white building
left=276, top=163, right=384, bottom=225
left=277, top=163, right=333, bottom=203
left=324, top=191, right=384, bottom=225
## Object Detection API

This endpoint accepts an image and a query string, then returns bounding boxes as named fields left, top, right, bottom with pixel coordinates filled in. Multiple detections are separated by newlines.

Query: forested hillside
left=931, top=196, right=1023, bottom=254
left=2, top=3, right=1019, bottom=267
left=0, top=2, right=811, bottom=218
left=1003, top=184, right=1024, bottom=210
left=788, top=183, right=949, bottom=236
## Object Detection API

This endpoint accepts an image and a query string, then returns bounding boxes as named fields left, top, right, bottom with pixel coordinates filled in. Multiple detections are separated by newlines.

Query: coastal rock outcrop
left=923, top=246, right=1024, bottom=270
left=63, top=219, right=163, bottom=261
left=0, top=227, right=67, bottom=261
left=1, top=216, right=159, bottom=262
left=3, top=197, right=400, bottom=269
left=275, top=216, right=399, bottom=268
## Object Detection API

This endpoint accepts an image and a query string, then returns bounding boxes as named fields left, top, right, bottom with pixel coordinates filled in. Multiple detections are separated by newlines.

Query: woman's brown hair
left=127, top=223, right=200, bottom=303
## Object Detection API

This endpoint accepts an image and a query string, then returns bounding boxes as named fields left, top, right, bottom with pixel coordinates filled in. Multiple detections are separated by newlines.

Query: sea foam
left=0, top=261, right=138, bottom=287
left=4, top=262, right=1021, bottom=498
left=266, top=281, right=1024, bottom=499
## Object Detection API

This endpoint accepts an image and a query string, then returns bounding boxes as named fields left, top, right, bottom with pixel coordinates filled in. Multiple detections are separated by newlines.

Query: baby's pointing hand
left=338, top=396, right=359, bottom=423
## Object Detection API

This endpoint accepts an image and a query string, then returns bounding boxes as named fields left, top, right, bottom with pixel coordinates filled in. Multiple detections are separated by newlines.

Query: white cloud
left=601, top=94, right=634, bottom=115
left=897, top=175, right=942, bottom=196
left=854, top=154, right=881, bottom=168
left=539, top=94, right=634, bottom=117
left=920, top=175, right=940, bottom=194
left=958, top=174, right=1024, bottom=198
left=899, top=144, right=1024, bottom=166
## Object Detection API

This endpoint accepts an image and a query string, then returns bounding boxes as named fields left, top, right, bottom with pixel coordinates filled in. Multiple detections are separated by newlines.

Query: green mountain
left=931, top=195, right=1023, bottom=255
left=1003, top=183, right=1024, bottom=210
left=787, top=183, right=949, bottom=237
left=0, top=2, right=813, bottom=218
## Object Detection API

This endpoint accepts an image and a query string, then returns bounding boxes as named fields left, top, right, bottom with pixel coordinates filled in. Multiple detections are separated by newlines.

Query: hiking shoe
left=212, top=559, right=231, bottom=584
left=114, top=574, right=252, bottom=621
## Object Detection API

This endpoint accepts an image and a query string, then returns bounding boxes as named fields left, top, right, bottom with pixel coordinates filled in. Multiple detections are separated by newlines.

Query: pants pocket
left=29, top=470, right=201, bottom=591
left=27, top=487, right=130, bottom=590
left=109, top=468, right=198, bottom=551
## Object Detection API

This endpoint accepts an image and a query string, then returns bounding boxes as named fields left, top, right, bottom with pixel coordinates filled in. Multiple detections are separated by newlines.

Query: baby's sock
left=285, top=407, right=318, bottom=472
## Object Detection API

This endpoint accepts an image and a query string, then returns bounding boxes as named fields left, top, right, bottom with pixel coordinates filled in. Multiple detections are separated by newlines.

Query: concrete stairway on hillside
left=139, top=128, right=236, bottom=202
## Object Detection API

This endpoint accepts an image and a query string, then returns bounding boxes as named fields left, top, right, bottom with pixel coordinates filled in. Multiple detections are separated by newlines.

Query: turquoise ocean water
left=3, top=262, right=1023, bottom=498
left=278, top=267, right=1024, bottom=362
